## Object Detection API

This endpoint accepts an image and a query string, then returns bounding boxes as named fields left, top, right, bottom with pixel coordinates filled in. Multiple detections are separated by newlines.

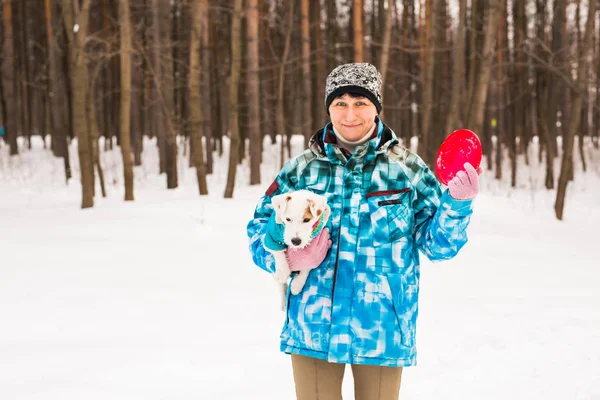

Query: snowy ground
left=1, top=137, right=599, bottom=399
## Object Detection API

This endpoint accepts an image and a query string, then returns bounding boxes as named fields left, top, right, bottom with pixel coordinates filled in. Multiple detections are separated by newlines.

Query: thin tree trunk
left=119, top=0, right=134, bottom=201
left=377, top=0, right=393, bottom=88
left=224, top=0, right=243, bottom=198
left=300, top=0, right=312, bottom=147
left=87, top=64, right=106, bottom=199
left=417, top=0, right=437, bottom=164
left=2, top=0, right=18, bottom=155
left=353, top=0, right=363, bottom=62
left=62, top=0, right=94, bottom=208
left=189, top=0, right=208, bottom=195
left=311, top=0, right=325, bottom=131
left=576, top=2, right=587, bottom=173
left=247, top=0, right=261, bottom=185
left=326, top=0, right=338, bottom=73
left=16, top=1, right=31, bottom=149
left=466, top=0, right=501, bottom=139
left=45, top=0, right=71, bottom=182
left=446, top=0, right=466, bottom=134
left=152, top=0, right=167, bottom=174
left=201, top=0, right=213, bottom=174
left=555, top=0, right=596, bottom=220
left=277, top=0, right=294, bottom=170
left=163, top=1, right=177, bottom=189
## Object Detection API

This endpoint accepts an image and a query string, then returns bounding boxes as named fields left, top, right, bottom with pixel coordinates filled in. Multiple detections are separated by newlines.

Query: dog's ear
left=307, top=194, right=327, bottom=219
left=271, top=193, right=291, bottom=224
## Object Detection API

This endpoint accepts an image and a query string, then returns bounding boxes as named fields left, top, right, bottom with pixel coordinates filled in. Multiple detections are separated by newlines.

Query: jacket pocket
left=387, top=273, right=418, bottom=348
left=365, top=188, right=412, bottom=245
left=351, top=271, right=414, bottom=358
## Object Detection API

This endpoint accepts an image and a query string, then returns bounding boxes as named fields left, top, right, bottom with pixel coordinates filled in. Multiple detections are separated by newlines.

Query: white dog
left=264, top=190, right=331, bottom=308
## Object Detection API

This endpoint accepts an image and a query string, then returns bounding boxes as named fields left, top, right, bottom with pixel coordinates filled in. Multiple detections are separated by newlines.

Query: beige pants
left=291, top=354, right=403, bottom=400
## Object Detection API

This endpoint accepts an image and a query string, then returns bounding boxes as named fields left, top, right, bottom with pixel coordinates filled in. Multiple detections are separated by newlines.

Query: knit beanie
left=325, top=62, right=383, bottom=114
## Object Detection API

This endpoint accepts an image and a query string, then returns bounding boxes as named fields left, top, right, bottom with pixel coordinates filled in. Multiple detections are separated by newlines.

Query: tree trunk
left=247, top=0, right=261, bottom=185
left=300, top=0, right=312, bottom=148
left=223, top=0, right=243, bottom=199
left=45, top=0, right=71, bottom=182
left=163, top=1, right=177, bottom=189
left=201, top=0, right=213, bottom=175
left=326, top=0, right=338, bottom=73
left=277, top=0, right=294, bottom=170
left=311, top=0, right=325, bottom=131
left=417, top=0, right=437, bottom=165
left=152, top=0, right=167, bottom=174
left=377, top=0, right=393, bottom=88
left=189, top=0, right=208, bottom=195
left=15, top=1, right=31, bottom=149
left=353, top=0, right=363, bottom=62
left=555, top=0, right=596, bottom=220
left=119, top=0, right=134, bottom=201
left=62, top=0, right=94, bottom=209
left=446, top=0, right=466, bottom=134
left=2, top=0, right=17, bottom=155
left=466, top=0, right=501, bottom=139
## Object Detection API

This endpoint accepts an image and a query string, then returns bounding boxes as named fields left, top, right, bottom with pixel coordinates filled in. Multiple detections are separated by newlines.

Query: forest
left=0, top=0, right=598, bottom=219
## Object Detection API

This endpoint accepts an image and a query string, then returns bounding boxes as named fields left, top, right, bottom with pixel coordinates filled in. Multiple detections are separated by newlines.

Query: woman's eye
left=286, top=218, right=292, bottom=222
left=356, top=101, right=366, bottom=106
left=303, top=218, right=311, bottom=223
left=335, top=102, right=346, bottom=107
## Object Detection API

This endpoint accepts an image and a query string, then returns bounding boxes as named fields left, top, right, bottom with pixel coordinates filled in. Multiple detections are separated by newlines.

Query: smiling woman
left=328, top=94, right=378, bottom=143
left=247, top=62, right=481, bottom=400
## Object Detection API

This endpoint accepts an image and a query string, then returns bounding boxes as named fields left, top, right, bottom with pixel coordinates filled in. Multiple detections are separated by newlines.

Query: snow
left=1, top=136, right=599, bottom=399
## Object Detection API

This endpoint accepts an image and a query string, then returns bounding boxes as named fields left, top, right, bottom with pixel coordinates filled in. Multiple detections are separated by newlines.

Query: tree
left=61, top=0, right=94, bottom=209
left=353, top=0, right=364, bottom=62
left=377, top=0, right=393, bottom=88
left=45, top=0, right=71, bottom=183
left=224, top=0, right=243, bottom=199
left=300, top=0, right=312, bottom=147
left=247, top=0, right=261, bottom=185
left=466, top=0, right=502, bottom=140
left=417, top=0, right=437, bottom=164
left=276, top=0, right=295, bottom=170
left=1, top=0, right=17, bottom=156
left=446, top=0, right=466, bottom=134
left=119, top=0, right=134, bottom=201
left=555, top=0, right=596, bottom=220
left=189, top=0, right=208, bottom=195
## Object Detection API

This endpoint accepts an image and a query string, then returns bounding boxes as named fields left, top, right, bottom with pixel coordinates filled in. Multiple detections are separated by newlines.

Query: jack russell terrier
left=264, top=190, right=331, bottom=309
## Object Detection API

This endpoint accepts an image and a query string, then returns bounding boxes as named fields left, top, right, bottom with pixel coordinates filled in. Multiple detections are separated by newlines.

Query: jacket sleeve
left=246, top=161, right=298, bottom=273
left=406, top=152, right=474, bottom=262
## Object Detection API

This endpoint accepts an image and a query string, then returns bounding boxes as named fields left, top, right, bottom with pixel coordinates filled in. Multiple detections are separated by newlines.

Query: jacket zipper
left=331, top=206, right=344, bottom=302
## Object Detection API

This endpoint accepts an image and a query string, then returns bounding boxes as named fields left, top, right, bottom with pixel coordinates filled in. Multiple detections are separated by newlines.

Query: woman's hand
left=285, top=228, right=332, bottom=272
left=448, top=162, right=481, bottom=200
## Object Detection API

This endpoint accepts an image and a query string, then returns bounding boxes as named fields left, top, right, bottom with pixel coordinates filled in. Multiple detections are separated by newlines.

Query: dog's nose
left=291, top=237, right=302, bottom=246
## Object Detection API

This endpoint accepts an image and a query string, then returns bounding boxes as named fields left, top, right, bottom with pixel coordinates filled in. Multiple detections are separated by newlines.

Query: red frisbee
left=435, top=129, right=482, bottom=185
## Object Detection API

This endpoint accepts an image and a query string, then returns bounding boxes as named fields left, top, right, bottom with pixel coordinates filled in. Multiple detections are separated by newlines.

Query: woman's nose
left=345, top=106, right=357, bottom=121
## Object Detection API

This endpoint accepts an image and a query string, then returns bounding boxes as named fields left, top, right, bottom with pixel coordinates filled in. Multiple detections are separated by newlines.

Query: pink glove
left=285, top=228, right=332, bottom=272
left=448, top=162, right=481, bottom=200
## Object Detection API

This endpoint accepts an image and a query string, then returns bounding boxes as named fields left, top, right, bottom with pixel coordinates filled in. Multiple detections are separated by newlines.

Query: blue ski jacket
left=247, top=118, right=474, bottom=367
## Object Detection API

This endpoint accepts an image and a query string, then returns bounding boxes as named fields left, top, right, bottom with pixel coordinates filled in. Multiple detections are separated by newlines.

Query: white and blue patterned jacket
left=247, top=118, right=474, bottom=367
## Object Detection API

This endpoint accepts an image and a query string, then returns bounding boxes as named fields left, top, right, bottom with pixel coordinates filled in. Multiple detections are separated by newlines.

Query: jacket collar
left=308, top=117, right=400, bottom=166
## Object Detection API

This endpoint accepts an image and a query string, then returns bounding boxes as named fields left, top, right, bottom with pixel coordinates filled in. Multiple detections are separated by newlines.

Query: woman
left=247, top=63, right=480, bottom=400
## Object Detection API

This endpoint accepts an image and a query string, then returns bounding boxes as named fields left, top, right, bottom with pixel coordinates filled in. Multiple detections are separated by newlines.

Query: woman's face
left=328, top=94, right=378, bottom=142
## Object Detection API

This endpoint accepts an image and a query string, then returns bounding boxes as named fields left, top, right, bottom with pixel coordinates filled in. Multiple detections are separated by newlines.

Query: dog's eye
left=285, top=218, right=292, bottom=222
left=303, top=218, right=311, bottom=223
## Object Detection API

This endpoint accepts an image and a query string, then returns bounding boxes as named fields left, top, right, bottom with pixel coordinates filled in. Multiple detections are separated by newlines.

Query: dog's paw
left=290, top=278, right=305, bottom=295
left=273, top=267, right=291, bottom=283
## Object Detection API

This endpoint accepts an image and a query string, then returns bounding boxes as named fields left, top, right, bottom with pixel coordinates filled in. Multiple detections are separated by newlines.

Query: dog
left=264, top=190, right=331, bottom=309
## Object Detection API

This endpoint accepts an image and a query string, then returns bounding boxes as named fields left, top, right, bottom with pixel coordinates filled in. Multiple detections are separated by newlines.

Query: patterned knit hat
left=325, top=62, right=383, bottom=114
